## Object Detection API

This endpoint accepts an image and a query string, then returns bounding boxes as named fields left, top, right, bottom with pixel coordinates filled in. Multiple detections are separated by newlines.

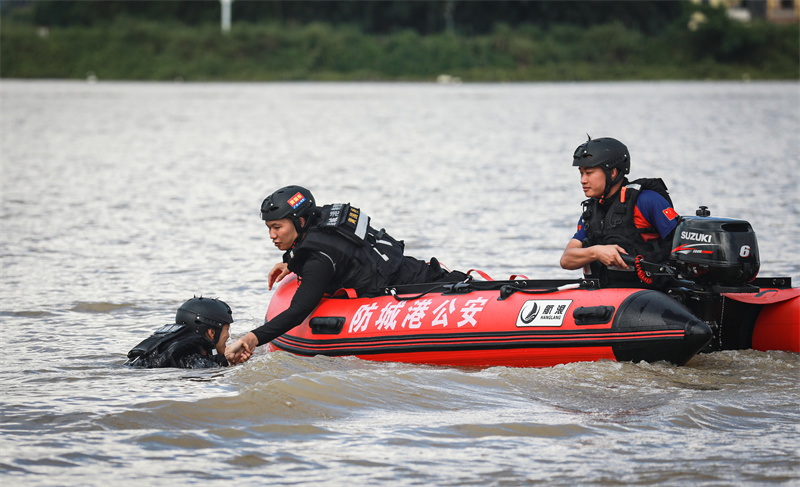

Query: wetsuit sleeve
left=251, top=252, right=336, bottom=346
left=635, top=190, right=679, bottom=239
left=572, top=215, right=587, bottom=242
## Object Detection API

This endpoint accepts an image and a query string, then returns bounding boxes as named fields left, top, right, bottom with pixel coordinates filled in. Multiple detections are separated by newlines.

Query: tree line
left=2, top=0, right=797, bottom=81
left=7, top=0, right=685, bottom=35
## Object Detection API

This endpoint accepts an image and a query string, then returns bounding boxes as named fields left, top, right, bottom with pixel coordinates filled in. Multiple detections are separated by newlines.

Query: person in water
left=126, top=296, right=233, bottom=368
left=225, top=185, right=467, bottom=365
left=559, top=136, right=679, bottom=287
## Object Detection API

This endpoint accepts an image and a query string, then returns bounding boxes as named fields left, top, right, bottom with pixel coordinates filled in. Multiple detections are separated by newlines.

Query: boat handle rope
left=498, top=282, right=581, bottom=300
left=388, top=285, right=448, bottom=301
left=387, top=281, right=584, bottom=302
left=388, top=280, right=476, bottom=301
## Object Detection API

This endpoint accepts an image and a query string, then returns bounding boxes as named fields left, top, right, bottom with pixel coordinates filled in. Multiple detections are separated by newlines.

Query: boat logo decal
left=679, top=231, right=713, bottom=243
left=516, top=300, right=572, bottom=327
left=671, top=243, right=714, bottom=255
left=520, top=302, right=540, bottom=323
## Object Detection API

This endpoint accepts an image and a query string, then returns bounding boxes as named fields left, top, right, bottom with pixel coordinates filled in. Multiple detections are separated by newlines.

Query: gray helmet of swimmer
left=260, top=185, right=318, bottom=235
left=572, top=136, right=630, bottom=201
left=175, top=296, right=233, bottom=345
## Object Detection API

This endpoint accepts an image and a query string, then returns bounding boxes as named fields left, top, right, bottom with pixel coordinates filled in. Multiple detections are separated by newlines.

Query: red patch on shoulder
left=662, top=207, right=678, bottom=220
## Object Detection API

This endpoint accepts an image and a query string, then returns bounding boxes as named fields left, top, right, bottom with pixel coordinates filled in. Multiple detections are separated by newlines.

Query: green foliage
left=1, top=14, right=797, bottom=81
left=19, top=0, right=685, bottom=35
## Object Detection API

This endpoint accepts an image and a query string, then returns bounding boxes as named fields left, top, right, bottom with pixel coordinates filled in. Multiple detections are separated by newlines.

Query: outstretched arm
left=226, top=253, right=335, bottom=365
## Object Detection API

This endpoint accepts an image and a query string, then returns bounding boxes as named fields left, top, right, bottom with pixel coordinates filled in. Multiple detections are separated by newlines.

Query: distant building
left=764, top=0, right=800, bottom=23
left=691, top=0, right=799, bottom=23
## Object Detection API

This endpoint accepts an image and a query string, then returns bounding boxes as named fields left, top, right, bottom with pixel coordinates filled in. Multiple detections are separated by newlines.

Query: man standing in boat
left=225, top=185, right=467, bottom=365
left=560, top=136, right=679, bottom=287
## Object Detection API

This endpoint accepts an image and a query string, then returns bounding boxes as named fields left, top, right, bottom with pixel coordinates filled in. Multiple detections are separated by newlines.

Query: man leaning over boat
left=224, top=185, right=468, bottom=365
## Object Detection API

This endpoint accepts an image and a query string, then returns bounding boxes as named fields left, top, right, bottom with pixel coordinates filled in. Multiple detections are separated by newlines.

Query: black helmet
left=260, top=185, right=317, bottom=233
left=176, top=297, right=233, bottom=344
left=572, top=136, right=630, bottom=200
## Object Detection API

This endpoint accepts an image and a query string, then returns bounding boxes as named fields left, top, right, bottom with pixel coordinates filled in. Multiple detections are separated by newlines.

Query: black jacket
left=251, top=206, right=465, bottom=346
left=125, top=324, right=227, bottom=369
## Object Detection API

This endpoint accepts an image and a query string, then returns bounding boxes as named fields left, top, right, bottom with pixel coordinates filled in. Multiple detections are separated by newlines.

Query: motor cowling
left=669, top=207, right=760, bottom=286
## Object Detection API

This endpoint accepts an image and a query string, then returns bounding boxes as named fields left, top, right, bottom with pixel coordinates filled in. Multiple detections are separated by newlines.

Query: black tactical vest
left=125, top=324, right=226, bottom=369
left=287, top=203, right=430, bottom=296
left=581, top=178, right=676, bottom=286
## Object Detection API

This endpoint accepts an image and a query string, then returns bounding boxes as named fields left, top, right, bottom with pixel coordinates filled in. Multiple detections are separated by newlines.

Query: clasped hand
left=225, top=332, right=258, bottom=365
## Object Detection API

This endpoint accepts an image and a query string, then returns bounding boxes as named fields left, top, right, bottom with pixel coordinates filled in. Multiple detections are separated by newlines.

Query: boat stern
left=611, top=290, right=712, bottom=365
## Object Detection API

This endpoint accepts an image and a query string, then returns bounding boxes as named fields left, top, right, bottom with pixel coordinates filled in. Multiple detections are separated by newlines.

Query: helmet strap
left=292, top=218, right=304, bottom=235
left=292, top=216, right=310, bottom=241
left=600, top=168, right=625, bottom=203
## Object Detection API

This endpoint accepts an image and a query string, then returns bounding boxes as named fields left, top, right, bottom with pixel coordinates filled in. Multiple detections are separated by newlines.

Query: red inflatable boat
left=265, top=210, right=799, bottom=368
left=266, top=276, right=715, bottom=367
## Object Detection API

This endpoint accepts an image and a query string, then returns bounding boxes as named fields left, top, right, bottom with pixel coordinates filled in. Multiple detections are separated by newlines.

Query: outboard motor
left=669, top=206, right=760, bottom=287
left=659, top=207, right=795, bottom=355
left=667, top=206, right=761, bottom=353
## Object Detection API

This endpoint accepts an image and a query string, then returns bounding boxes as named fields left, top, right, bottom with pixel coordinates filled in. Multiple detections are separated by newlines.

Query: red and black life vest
left=581, top=178, right=676, bottom=286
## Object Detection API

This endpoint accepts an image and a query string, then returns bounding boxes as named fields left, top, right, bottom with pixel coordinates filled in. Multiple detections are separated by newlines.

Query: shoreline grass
left=2, top=17, right=797, bottom=82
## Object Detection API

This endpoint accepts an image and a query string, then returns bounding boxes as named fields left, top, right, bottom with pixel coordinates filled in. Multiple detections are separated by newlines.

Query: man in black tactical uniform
left=126, top=296, right=233, bottom=368
left=225, top=185, right=467, bottom=365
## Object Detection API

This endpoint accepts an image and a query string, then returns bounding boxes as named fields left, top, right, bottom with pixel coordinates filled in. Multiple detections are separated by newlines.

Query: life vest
left=581, top=178, right=675, bottom=287
left=125, top=323, right=225, bottom=368
left=287, top=203, right=429, bottom=296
